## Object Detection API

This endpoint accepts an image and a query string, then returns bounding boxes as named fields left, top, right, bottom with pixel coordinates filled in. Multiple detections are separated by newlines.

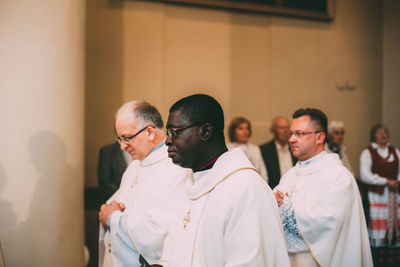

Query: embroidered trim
left=293, top=210, right=321, bottom=267
left=280, top=198, right=308, bottom=252
left=190, top=167, right=259, bottom=201
left=122, top=174, right=146, bottom=259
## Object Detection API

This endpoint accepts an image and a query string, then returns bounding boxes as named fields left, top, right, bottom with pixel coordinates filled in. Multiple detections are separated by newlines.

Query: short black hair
left=370, top=124, right=389, bottom=142
left=293, top=108, right=328, bottom=137
left=169, top=94, right=225, bottom=142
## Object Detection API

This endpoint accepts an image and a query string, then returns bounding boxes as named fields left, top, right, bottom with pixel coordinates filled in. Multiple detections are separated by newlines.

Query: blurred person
left=227, top=117, right=268, bottom=182
left=98, top=100, right=188, bottom=267
left=260, top=116, right=297, bottom=189
left=275, top=108, right=372, bottom=267
left=156, top=94, right=290, bottom=267
left=325, top=121, right=354, bottom=175
left=97, top=141, right=132, bottom=199
left=360, top=124, right=400, bottom=267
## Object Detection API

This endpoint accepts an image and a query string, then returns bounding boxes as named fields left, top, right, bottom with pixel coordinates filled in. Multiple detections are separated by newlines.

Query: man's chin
left=130, top=152, right=141, bottom=161
left=169, top=154, right=181, bottom=165
left=169, top=155, right=189, bottom=168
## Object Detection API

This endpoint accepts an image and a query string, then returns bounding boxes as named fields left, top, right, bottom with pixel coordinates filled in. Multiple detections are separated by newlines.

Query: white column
left=0, top=1, right=85, bottom=266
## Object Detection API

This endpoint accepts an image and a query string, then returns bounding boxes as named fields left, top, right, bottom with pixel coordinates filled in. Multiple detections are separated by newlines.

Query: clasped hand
left=274, top=190, right=289, bottom=207
left=99, top=201, right=126, bottom=228
left=387, top=179, right=399, bottom=191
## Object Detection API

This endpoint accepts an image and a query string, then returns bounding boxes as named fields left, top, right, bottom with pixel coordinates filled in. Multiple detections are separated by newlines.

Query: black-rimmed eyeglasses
left=116, top=125, right=153, bottom=145
left=166, top=125, right=201, bottom=140
left=288, top=131, right=321, bottom=138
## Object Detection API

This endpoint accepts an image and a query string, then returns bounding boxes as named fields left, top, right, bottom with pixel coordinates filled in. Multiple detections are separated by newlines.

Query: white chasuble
left=159, top=148, right=290, bottom=267
left=275, top=152, right=373, bottom=267
left=99, top=144, right=189, bottom=267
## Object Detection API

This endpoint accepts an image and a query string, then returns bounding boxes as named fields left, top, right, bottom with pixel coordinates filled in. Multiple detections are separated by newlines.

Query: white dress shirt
left=275, top=141, right=293, bottom=176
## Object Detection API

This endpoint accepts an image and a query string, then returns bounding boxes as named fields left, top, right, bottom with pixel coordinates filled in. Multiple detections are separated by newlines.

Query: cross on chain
left=183, top=209, right=191, bottom=229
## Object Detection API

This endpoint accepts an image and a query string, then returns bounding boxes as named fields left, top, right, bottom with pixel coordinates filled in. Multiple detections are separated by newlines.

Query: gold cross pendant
left=107, top=240, right=112, bottom=253
left=183, top=209, right=191, bottom=229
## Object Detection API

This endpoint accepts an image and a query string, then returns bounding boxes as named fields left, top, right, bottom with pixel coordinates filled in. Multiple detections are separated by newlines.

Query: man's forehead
left=273, top=116, right=289, bottom=126
left=115, top=115, right=139, bottom=131
left=290, top=115, right=313, bottom=129
left=167, top=110, right=191, bottom=127
left=332, top=127, right=344, bottom=132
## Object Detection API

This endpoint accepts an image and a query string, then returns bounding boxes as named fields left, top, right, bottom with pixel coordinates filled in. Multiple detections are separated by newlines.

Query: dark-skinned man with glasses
left=98, top=100, right=189, bottom=267
left=274, top=108, right=372, bottom=267
left=153, top=94, right=290, bottom=267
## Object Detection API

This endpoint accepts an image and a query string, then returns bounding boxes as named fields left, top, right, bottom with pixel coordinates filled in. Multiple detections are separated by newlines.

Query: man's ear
left=147, top=126, right=156, bottom=141
left=316, top=132, right=326, bottom=145
left=200, top=123, right=213, bottom=141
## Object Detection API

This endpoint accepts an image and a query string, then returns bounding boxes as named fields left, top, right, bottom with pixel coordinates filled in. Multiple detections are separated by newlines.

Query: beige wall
left=383, top=0, right=400, bottom=148
left=86, top=0, right=383, bottom=185
left=0, top=1, right=85, bottom=266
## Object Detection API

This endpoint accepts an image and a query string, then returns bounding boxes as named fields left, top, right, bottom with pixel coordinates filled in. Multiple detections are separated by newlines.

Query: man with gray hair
left=98, top=100, right=188, bottom=267
left=325, top=120, right=354, bottom=175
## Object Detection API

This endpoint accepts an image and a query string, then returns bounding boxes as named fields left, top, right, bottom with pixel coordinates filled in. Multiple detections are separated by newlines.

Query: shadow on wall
left=27, top=131, right=81, bottom=266
left=2, top=132, right=82, bottom=266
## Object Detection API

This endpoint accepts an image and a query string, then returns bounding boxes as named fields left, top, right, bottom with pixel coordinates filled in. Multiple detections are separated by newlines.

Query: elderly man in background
left=360, top=124, right=400, bottom=267
left=325, top=120, right=354, bottom=175
left=274, top=108, right=372, bottom=267
left=260, top=116, right=297, bottom=189
left=98, top=101, right=188, bottom=267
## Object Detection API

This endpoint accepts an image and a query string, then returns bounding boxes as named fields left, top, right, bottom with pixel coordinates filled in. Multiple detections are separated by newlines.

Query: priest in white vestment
left=98, top=101, right=188, bottom=267
left=155, top=94, right=290, bottom=267
left=274, top=108, right=372, bottom=267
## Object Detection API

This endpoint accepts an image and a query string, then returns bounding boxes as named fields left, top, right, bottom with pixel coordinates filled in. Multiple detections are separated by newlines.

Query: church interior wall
left=0, top=0, right=398, bottom=266
left=85, top=0, right=388, bottom=186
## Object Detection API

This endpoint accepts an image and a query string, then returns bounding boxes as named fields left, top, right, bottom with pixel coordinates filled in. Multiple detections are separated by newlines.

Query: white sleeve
left=359, top=149, right=387, bottom=185
left=223, top=176, right=290, bottom=267
left=157, top=225, right=172, bottom=267
left=109, top=170, right=186, bottom=265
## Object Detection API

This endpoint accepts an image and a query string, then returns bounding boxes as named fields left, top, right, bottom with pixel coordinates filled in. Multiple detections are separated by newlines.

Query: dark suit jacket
left=97, top=142, right=128, bottom=199
left=259, top=140, right=297, bottom=189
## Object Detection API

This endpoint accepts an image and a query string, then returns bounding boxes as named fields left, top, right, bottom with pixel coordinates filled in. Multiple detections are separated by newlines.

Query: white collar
left=298, top=151, right=326, bottom=167
left=186, top=148, right=256, bottom=200
left=140, top=144, right=168, bottom=167
left=295, top=151, right=341, bottom=176
left=371, top=142, right=390, bottom=150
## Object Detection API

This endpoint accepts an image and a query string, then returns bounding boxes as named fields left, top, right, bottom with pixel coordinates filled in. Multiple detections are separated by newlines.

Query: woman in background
left=227, top=117, right=268, bottom=183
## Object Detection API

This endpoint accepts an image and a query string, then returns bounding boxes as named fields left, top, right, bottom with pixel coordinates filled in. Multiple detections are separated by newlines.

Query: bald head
left=270, top=116, right=290, bottom=145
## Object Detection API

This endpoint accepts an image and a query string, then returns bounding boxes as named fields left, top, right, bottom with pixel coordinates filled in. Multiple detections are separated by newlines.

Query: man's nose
left=120, top=142, right=128, bottom=150
left=165, top=135, right=173, bottom=146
